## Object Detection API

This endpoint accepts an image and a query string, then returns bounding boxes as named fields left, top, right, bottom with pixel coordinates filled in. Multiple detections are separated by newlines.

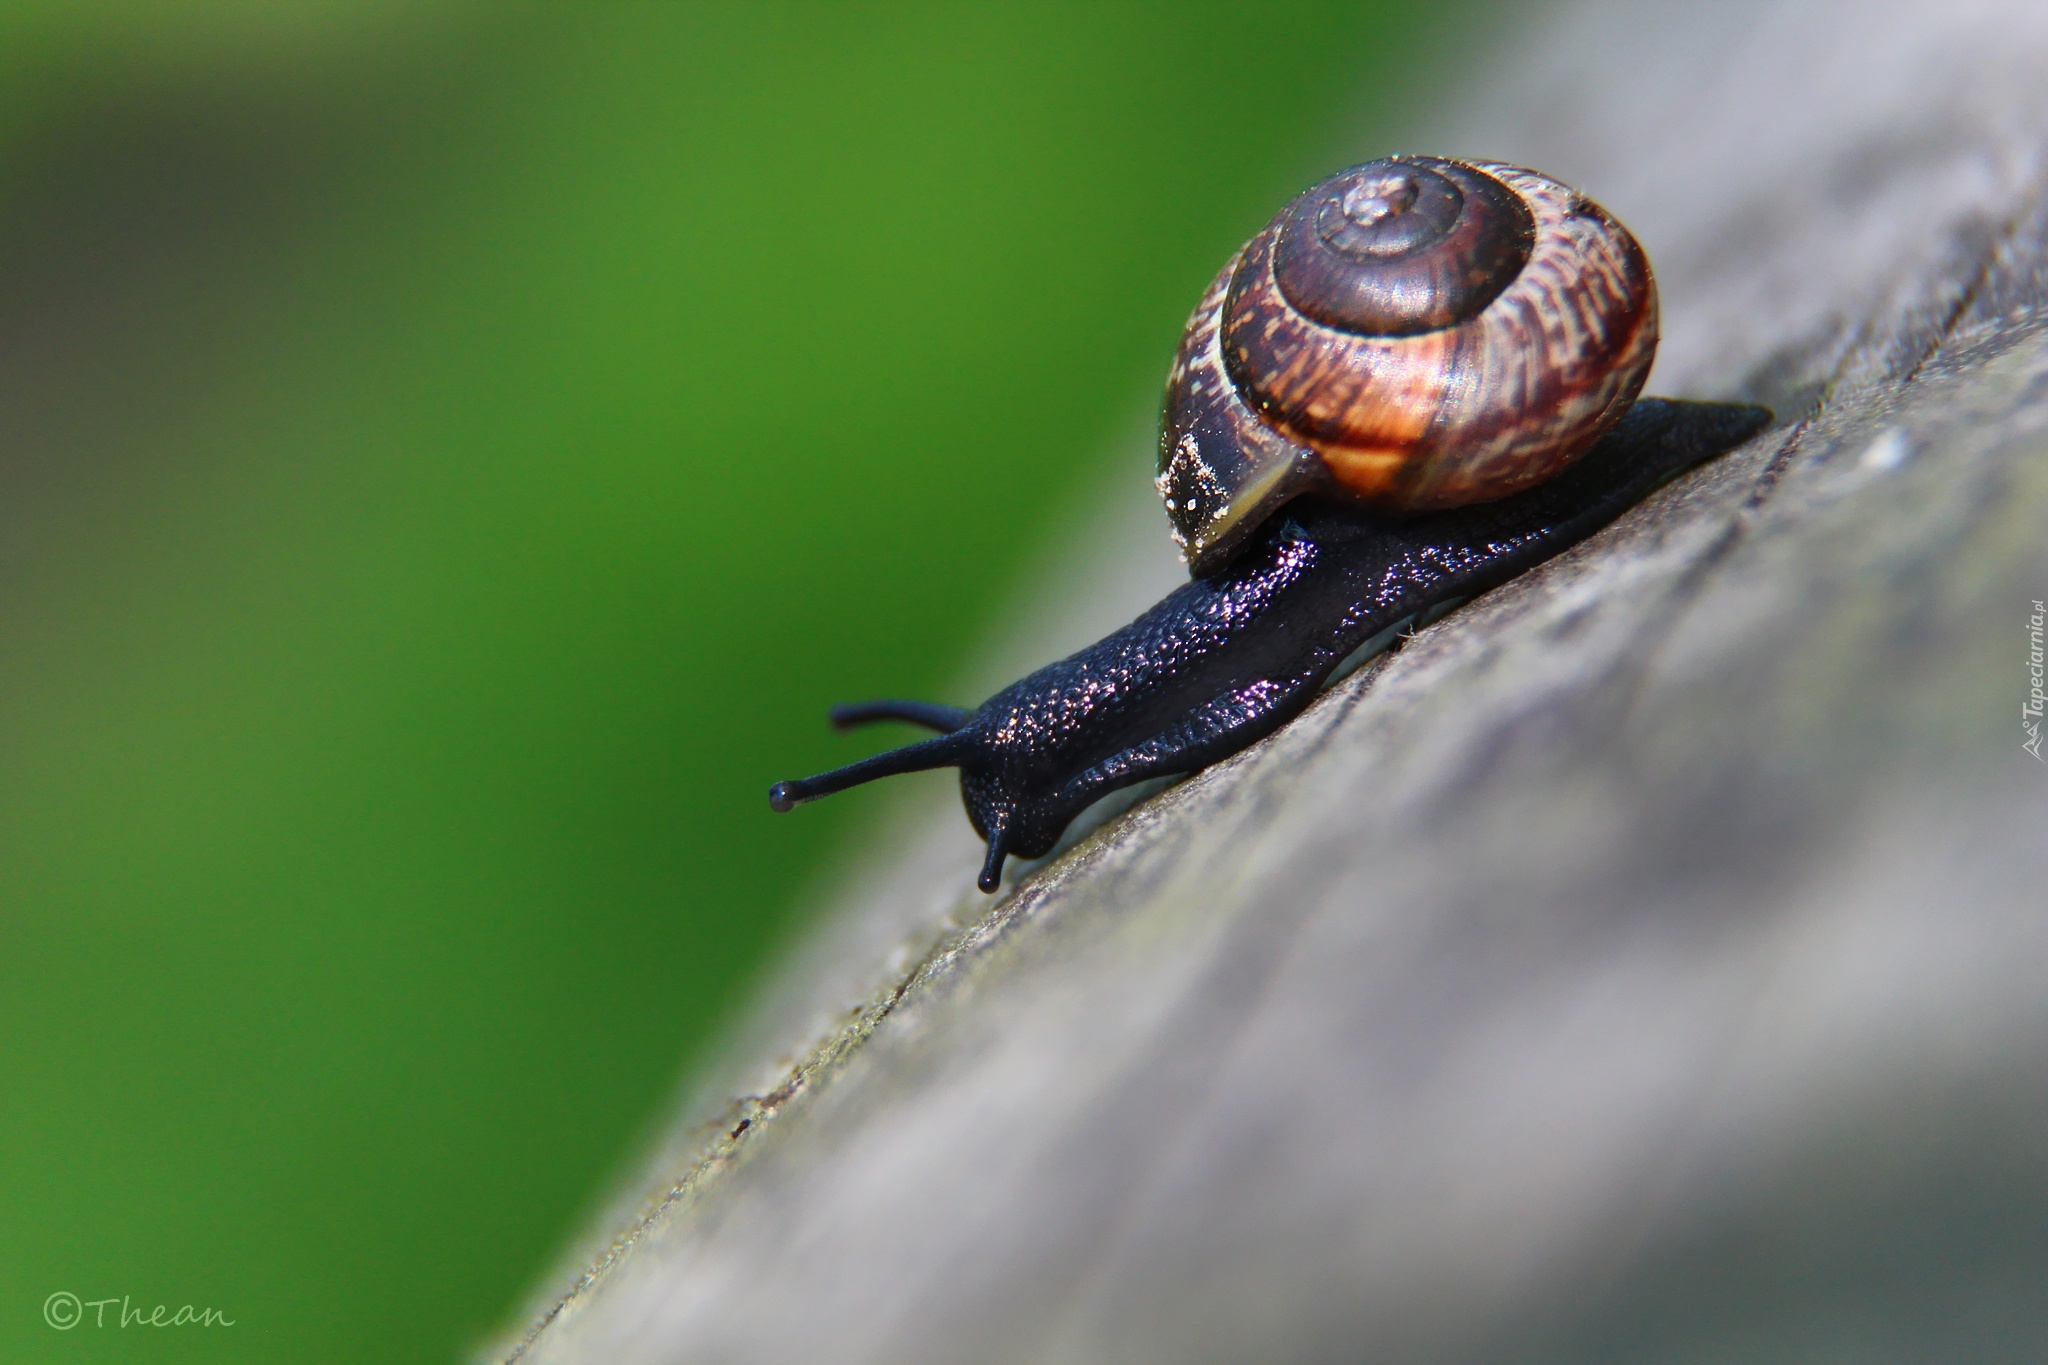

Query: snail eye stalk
left=828, top=700, right=973, bottom=734
left=767, top=731, right=969, bottom=813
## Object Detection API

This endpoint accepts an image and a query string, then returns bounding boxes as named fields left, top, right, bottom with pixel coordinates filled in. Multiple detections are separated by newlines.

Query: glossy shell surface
left=1158, top=157, right=1658, bottom=575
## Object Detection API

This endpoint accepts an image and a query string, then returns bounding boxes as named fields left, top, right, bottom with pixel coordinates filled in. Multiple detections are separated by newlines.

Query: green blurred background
left=0, top=4, right=1459, bottom=1360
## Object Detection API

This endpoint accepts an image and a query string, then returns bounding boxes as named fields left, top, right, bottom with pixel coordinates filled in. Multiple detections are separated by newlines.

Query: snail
left=769, top=156, right=1771, bottom=893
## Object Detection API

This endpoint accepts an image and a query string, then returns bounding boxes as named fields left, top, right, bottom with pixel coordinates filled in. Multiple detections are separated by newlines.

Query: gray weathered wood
left=493, top=2, right=2048, bottom=1360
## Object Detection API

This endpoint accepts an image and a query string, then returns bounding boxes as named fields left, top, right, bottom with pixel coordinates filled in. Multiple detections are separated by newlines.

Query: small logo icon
left=43, top=1292, right=82, bottom=1330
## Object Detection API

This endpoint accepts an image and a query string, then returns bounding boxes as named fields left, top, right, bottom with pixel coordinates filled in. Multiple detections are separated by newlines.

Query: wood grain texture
left=493, top=2, right=2048, bottom=1360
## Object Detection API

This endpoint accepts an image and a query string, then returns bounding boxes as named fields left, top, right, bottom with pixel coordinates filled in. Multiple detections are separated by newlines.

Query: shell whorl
left=1267, top=158, right=1535, bottom=337
left=1158, top=156, right=1658, bottom=575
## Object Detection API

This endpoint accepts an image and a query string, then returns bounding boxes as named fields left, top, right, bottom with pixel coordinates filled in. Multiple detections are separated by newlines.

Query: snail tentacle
left=766, top=731, right=970, bottom=812
left=828, top=700, right=973, bottom=734
left=976, top=817, right=1012, bottom=894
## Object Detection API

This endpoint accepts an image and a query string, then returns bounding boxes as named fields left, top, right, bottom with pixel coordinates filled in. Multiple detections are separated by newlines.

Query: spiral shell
left=1157, top=156, right=1658, bottom=574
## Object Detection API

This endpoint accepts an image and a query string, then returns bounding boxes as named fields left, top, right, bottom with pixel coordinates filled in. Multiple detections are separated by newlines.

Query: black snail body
left=769, top=157, right=1771, bottom=893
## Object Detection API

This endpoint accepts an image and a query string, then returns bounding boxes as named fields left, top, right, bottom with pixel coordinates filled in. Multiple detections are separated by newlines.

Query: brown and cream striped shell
left=1157, top=156, right=1658, bottom=575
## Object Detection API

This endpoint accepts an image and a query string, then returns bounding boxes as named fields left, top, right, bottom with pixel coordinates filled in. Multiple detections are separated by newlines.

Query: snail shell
left=1157, top=156, right=1658, bottom=574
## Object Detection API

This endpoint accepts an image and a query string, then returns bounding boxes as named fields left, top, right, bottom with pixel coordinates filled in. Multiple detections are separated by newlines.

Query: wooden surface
left=494, top=3, right=2048, bottom=1361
